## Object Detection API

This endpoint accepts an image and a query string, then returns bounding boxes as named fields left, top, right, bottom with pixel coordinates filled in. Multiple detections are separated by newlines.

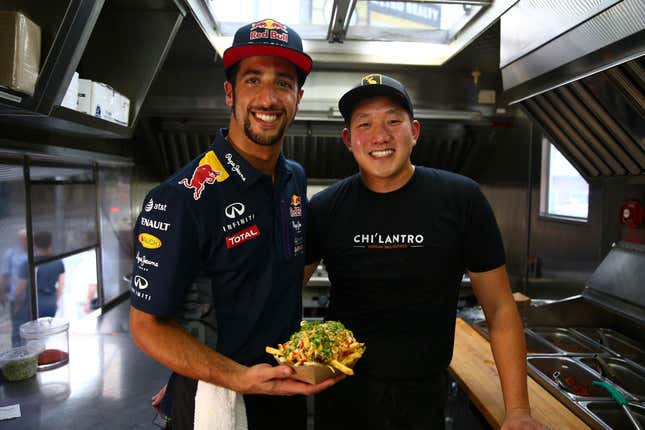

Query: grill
left=472, top=241, right=645, bottom=429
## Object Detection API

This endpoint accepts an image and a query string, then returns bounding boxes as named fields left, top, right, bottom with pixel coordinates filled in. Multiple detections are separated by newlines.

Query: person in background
left=306, top=74, right=548, bottom=430
left=130, top=18, right=342, bottom=430
left=15, top=231, right=65, bottom=319
left=0, top=228, right=27, bottom=346
left=1, top=228, right=27, bottom=346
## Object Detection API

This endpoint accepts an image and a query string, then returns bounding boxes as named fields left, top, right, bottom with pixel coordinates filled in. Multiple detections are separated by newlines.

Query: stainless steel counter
left=0, top=299, right=171, bottom=429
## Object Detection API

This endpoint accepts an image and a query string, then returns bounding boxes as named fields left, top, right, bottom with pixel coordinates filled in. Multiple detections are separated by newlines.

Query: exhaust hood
left=499, top=0, right=645, bottom=178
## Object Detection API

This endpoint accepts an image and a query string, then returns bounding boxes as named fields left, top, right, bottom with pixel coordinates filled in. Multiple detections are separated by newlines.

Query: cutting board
left=449, top=318, right=590, bottom=429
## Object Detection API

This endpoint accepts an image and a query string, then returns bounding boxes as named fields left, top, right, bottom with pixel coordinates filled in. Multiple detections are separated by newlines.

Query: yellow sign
left=139, top=233, right=162, bottom=249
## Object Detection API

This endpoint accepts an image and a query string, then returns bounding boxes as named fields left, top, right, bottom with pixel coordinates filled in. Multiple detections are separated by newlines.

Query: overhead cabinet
left=0, top=0, right=185, bottom=138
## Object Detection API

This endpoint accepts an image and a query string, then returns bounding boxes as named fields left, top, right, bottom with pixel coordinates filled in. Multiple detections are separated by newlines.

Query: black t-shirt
left=307, top=167, right=505, bottom=378
left=130, top=129, right=307, bottom=366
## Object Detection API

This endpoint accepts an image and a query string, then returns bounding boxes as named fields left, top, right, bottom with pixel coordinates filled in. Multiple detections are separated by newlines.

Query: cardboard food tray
left=274, top=357, right=350, bottom=385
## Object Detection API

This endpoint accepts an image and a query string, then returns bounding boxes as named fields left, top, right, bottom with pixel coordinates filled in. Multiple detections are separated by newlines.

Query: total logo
left=140, top=217, right=171, bottom=231
left=144, top=198, right=167, bottom=213
left=226, top=225, right=261, bottom=249
left=133, top=275, right=149, bottom=290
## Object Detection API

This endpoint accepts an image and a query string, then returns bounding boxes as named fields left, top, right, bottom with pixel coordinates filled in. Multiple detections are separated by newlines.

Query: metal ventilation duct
left=520, top=59, right=645, bottom=178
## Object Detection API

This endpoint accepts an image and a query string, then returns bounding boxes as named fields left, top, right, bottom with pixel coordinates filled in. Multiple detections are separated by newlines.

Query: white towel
left=194, top=380, right=248, bottom=430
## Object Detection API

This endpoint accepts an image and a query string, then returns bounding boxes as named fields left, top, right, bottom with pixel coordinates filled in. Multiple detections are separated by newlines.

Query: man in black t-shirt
left=129, top=19, right=342, bottom=430
left=306, top=74, right=547, bottom=429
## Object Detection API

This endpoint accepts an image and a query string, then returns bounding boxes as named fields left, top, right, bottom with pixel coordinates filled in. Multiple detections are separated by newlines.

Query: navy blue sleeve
left=463, top=183, right=506, bottom=273
left=130, top=184, right=202, bottom=317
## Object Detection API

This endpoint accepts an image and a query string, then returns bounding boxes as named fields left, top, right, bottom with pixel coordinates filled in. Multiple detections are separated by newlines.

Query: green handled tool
left=593, top=381, right=643, bottom=430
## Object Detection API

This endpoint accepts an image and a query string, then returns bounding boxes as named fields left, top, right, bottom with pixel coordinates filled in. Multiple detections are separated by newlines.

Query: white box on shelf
left=91, top=81, right=116, bottom=121
left=61, top=71, right=78, bottom=109
left=113, top=92, right=130, bottom=126
left=76, top=79, right=129, bottom=126
left=77, top=78, right=92, bottom=114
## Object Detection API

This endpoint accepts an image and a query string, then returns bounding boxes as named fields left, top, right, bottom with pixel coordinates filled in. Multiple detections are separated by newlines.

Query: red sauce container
left=20, top=317, right=69, bottom=370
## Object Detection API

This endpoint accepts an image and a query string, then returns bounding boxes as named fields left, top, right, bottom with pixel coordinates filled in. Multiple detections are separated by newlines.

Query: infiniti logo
left=134, top=275, right=149, bottom=290
left=225, top=202, right=245, bottom=219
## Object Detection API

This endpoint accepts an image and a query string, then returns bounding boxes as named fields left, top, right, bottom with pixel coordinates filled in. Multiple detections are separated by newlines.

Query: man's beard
left=243, top=114, right=289, bottom=146
left=232, top=96, right=295, bottom=146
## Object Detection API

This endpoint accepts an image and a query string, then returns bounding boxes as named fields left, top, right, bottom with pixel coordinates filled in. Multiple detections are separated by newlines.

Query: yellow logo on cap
left=362, top=74, right=383, bottom=86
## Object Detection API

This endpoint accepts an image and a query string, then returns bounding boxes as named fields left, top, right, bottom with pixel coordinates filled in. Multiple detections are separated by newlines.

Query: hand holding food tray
left=266, top=320, right=366, bottom=384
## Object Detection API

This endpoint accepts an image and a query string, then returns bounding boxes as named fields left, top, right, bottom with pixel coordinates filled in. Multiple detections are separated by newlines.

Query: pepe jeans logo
left=136, top=252, right=159, bottom=271
left=224, top=153, right=247, bottom=182
left=225, top=202, right=245, bottom=219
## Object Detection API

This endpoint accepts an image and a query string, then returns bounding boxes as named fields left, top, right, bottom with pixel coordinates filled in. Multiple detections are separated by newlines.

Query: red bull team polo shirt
left=130, top=129, right=307, bottom=366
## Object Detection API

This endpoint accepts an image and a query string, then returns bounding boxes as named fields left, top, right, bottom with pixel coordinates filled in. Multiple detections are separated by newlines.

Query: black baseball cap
left=338, top=74, right=413, bottom=123
left=223, top=19, right=312, bottom=85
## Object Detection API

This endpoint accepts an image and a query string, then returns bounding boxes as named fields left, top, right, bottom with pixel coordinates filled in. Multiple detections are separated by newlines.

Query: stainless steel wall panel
left=501, top=0, right=645, bottom=97
left=546, top=89, right=625, bottom=175
left=500, top=0, right=621, bottom=67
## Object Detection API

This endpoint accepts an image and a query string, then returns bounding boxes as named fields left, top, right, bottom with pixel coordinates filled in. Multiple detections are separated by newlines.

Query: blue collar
left=211, top=129, right=293, bottom=189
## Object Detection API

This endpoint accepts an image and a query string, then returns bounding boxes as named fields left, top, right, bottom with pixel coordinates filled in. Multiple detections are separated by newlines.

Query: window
left=0, top=155, right=133, bottom=347
left=540, top=137, right=589, bottom=221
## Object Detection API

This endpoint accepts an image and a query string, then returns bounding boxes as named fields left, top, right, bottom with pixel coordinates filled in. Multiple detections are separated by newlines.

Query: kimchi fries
left=266, top=320, right=365, bottom=376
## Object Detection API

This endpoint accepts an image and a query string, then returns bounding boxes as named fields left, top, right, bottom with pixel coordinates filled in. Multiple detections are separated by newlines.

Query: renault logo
left=134, top=275, right=149, bottom=290
left=225, top=202, right=245, bottom=219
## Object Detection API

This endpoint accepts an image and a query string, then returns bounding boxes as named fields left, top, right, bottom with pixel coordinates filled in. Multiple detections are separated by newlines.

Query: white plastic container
left=20, top=317, right=70, bottom=370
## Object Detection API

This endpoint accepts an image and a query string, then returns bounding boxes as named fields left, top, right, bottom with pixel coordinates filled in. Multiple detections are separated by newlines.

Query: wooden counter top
left=449, top=318, right=590, bottom=429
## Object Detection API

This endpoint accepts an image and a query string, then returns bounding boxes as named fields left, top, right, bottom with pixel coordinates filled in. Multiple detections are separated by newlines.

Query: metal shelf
left=0, top=0, right=185, bottom=138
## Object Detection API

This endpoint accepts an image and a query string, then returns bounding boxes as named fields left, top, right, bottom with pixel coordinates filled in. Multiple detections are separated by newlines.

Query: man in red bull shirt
left=129, top=19, right=341, bottom=430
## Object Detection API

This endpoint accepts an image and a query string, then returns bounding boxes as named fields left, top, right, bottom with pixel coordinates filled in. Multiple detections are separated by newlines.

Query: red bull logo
left=179, top=151, right=229, bottom=200
left=249, top=19, right=289, bottom=43
left=291, top=194, right=301, bottom=206
left=251, top=19, right=287, bottom=32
